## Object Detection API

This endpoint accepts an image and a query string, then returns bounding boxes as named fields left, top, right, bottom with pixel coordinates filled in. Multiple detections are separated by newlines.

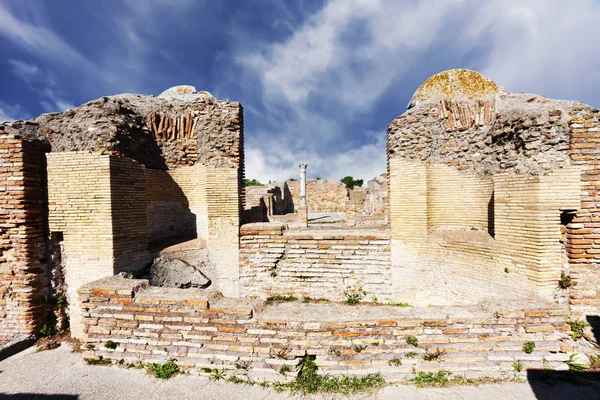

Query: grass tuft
left=568, top=318, right=589, bottom=341
left=423, top=348, right=446, bottom=362
left=410, top=370, right=452, bottom=387
left=147, top=359, right=180, bottom=379
left=265, top=295, right=298, bottom=305
left=522, top=341, right=535, bottom=354
left=104, top=340, right=118, bottom=350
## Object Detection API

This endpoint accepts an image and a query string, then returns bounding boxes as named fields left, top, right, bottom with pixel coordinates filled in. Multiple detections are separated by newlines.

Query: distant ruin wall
left=0, top=134, right=49, bottom=339
left=287, top=180, right=348, bottom=213
left=239, top=223, right=392, bottom=301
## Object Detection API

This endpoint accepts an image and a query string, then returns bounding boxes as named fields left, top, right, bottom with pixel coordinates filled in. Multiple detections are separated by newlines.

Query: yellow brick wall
left=110, top=157, right=151, bottom=270
left=389, top=158, right=428, bottom=243
left=47, top=152, right=151, bottom=338
left=427, top=163, right=493, bottom=231
left=494, top=167, right=581, bottom=293
left=388, top=155, right=581, bottom=297
left=145, top=164, right=208, bottom=241
left=206, top=166, right=240, bottom=297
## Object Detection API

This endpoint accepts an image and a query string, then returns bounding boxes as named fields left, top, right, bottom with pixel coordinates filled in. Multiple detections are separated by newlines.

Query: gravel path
left=0, top=344, right=598, bottom=400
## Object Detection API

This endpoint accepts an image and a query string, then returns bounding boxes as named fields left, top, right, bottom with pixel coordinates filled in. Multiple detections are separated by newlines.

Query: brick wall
left=494, top=168, right=581, bottom=294
left=47, top=152, right=150, bottom=337
left=0, top=134, right=49, bottom=339
left=386, top=92, right=599, bottom=303
left=239, top=223, right=392, bottom=301
left=146, top=165, right=207, bottom=242
left=388, top=156, right=581, bottom=300
left=568, top=112, right=600, bottom=313
left=110, top=157, right=151, bottom=270
left=78, top=276, right=573, bottom=381
left=287, top=180, right=349, bottom=213
left=206, top=167, right=241, bottom=297
left=427, top=164, right=493, bottom=231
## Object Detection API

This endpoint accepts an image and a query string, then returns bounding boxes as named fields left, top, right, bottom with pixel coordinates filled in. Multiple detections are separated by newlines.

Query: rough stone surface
left=1, top=93, right=243, bottom=170
left=4, top=344, right=600, bottom=400
left=149, top=256, right=211, bottom=289
left=408, top=69, right=505, bottom=109
left=388, top=92, right=593, bottom=177
left=158, top=85, right=215, bottom=102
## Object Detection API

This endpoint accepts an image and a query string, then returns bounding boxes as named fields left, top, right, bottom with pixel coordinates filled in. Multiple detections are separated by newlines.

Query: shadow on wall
left=487, top=191, right=495, bottom=237
left=110, top=157, right=199, bottom=275
left=527, top=314, right=600, bottom=399
left=0, top=395, right=78, bottom=400
left=283, top=182, right=294, bottom=214
left=145, top=170, right=198, bottom=243
left=242, top=197, right=270, bottom=224
left=241, top=182, right=295, bottom=223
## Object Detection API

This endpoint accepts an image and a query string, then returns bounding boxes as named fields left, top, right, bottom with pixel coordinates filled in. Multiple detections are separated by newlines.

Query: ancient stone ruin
left=1, top=73, right=599, bottom=380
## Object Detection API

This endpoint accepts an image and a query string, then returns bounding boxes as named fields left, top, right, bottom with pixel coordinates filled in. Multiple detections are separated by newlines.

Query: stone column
left=298, top=163, right=308, bottom=226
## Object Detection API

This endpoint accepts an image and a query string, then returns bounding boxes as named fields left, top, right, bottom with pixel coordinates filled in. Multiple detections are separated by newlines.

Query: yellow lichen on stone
left=176, top=86, right=195, bottom=95
left=409, top=69, right=505, bottom=108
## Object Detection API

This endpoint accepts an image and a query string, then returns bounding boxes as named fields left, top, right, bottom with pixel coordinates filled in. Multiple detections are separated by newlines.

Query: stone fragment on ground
left=149, top=256, right=211, bottom=288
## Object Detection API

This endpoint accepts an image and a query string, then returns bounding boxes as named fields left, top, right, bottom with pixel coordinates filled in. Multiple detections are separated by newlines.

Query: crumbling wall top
left=408, top=69, right=505, bottom=109
left=0, top=90, right=243, bottom=170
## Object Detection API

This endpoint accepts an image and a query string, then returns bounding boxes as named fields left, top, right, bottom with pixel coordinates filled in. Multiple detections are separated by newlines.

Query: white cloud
left=41, top=88, right=75, bottom=113
left=0, top=102, right=29, bottom=123
left=240, top=0, right=600, bottom=181
left=0, top=4, right=99, bottom=77
left=7, top=59, right=41, bottom=84
left=246, top=131, right=386, bottom=184
left=7, top=58, right=75, bottom=113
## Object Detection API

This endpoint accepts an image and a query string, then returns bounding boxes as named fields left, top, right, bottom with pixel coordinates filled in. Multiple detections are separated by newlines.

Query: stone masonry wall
left=387, top=94, right=577, bottom=177
left=239, top=223, right=392, bottom=301
left=78, top=276, right=573, bottom=381
left=4, top=96, right=243, bottom=171
left=0, top=133, right=49, bottom=339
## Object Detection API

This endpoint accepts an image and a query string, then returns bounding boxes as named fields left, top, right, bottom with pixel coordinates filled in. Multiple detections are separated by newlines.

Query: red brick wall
left=79, top=276, right=573, bottom=380
left=568, top=111, right=600, bottom=313
left=0, top=133, right=50, bottom=339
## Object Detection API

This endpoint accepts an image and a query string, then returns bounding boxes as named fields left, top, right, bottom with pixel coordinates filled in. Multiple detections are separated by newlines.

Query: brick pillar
left=568, top=115, right=600, bottom=314
left=205, top=166, right=240, bottom=297
left=47, top=152, right=150, bottom=338
left=0, top=134, right=50, bottom=338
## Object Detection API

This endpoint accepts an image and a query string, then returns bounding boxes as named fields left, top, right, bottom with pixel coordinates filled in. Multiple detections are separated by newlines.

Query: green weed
left=265, top=295, right=298, bottom=305
left=568, top=318, right=589, bottom=341
left=522, top=341, right=535, bottom=354
left=147, top=359, right=180, bottom=379
left=406, top=336, right=419, bottom=347
left=344, top=286, right=366, bottom=305
left=104, top=340, right=118, bottom=350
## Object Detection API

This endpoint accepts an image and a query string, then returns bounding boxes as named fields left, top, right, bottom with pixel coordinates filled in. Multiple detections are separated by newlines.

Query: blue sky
left=1, top=0, right=600, bottom=183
